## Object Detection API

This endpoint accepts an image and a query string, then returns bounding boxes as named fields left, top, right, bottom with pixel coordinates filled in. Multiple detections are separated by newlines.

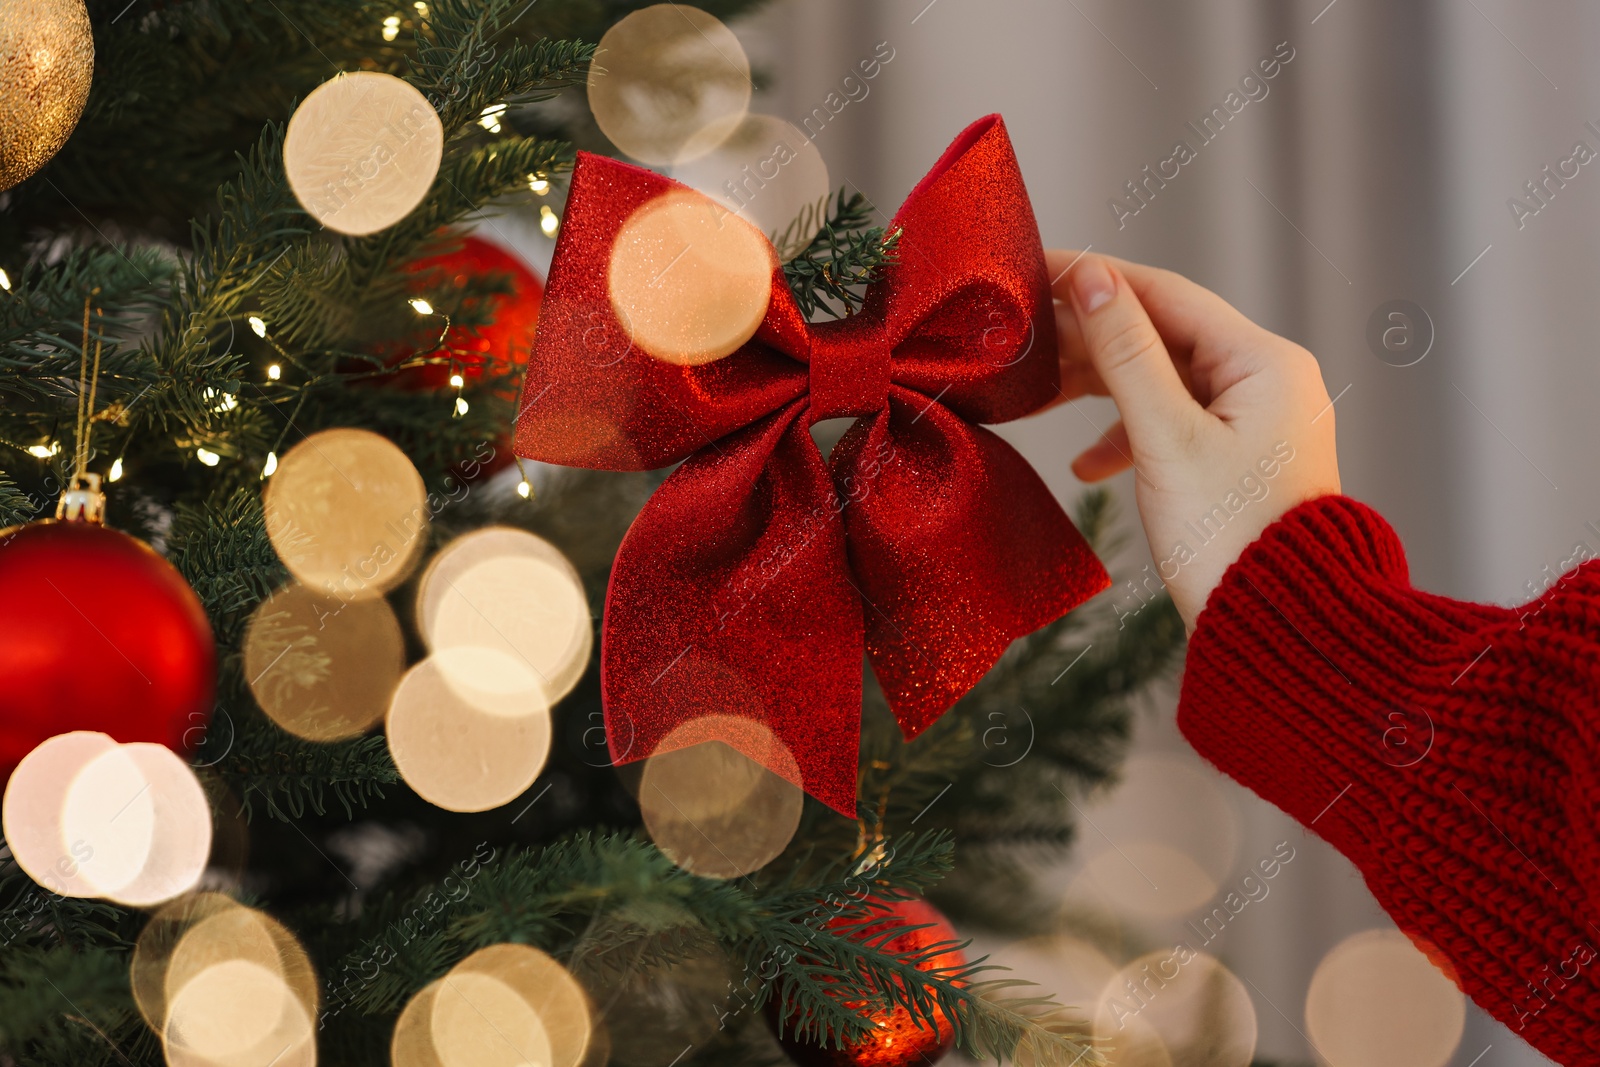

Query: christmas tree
left=0, top=1, right=1188, bottom=1065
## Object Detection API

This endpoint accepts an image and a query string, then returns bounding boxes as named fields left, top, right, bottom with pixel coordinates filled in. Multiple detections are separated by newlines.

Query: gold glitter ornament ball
left=0, top=0, right=94, bottom=191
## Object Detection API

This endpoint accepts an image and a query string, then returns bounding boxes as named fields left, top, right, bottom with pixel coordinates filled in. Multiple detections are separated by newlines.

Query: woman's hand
left=1045, top=251, right=1342, bottom=631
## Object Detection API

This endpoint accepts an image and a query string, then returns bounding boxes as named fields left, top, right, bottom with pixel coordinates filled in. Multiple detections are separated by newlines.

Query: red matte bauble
left=398, top=234, right=544, bottom=393
left=0, top=521, right=216, bottom=785
left=389, top=235, right=544, bottom=481
left=767, top=895, right=966, bottom=1067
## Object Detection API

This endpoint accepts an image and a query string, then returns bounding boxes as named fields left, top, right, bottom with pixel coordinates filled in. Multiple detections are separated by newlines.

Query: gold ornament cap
left=56, top=471, right=104, bottom=524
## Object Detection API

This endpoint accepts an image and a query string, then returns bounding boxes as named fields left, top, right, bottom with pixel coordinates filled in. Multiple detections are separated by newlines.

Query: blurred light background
left=485, top=2, right=1600, bottom=1063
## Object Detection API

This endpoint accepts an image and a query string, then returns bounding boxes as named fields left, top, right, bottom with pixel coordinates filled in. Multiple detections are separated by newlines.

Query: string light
left=479, top=103, right=507, bottom=134
left=261, top=451, right=278, bottom=478
left=527, top=174, right=549, bottom=195
left=540, top=204, right=559, bottom=237
left=0, top=268, right=10, bottom=290
left=108, top=457, right=124, bottom=482
left=267, top=364, right=281, bottom=381
left=248, top=316, right=267, bottom=338
left=454, top=397, right=469, bottom=417
left=413, top=0, right=428, bottom=14
left=203, top=387, right=238, bottom=413
left=409, top=297, right=433, bottom=315
left=382, top=14, right=401, bottom=40
left=26, top=442, right=59, bottom=459
left=196, top=448, right=221, bottom=467
left=517, top=479, right=532, bottom=499
left=448, top=373, right=464, bottom=388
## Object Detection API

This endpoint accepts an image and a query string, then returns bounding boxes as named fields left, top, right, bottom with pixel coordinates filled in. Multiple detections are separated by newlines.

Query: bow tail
left=601, top=400, right=863, bottom=816
left=831, top=387, right=1111, bottom=738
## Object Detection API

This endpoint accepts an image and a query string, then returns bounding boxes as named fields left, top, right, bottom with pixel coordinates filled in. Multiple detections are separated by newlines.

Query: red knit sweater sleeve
left=1177, top=494, right=1600, bottom=1064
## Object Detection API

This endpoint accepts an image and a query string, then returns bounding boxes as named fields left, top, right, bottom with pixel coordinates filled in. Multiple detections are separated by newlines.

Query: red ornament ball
left=0, top=521, right=216, bottom=785
left=386, top=234, right=545, bottom=481
left=767, top=894, right=968, bottom=1067
left=394, top=234, right=544, bottom=394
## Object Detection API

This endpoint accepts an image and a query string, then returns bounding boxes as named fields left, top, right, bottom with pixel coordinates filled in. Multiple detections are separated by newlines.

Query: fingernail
left=1071, top=257, right=1115, bottom=313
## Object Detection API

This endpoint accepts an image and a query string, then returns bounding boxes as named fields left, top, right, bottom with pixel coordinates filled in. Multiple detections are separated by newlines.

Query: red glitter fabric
left=514, top=116, right=1109, bottom=815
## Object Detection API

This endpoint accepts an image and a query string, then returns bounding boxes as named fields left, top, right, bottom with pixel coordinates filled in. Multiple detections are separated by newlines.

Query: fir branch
left=130, top=123, right=304, bottom=443
left=410, top=0, right=593, bottom=133
left=166, top=487, right=285, bottom=630
left=752, top=896, right=1103, bottom=1066
left=0, top=246, right=172, bottom=434
left=321, top=832, right=761, bottom=1020
left=961, top=978, right=1108, bottom=1067
left=348, top=134, right=573, bottom=270
left=220, top=723, right=399, bottom=823
left=783, top=189, right=900, bottom=319
left=0, top=471, right=41, bottom=527
left=0, top=944, right=139, bottom=1061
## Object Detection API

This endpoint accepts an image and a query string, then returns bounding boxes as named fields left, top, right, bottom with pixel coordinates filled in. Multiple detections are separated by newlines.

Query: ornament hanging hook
left=57, top=291, right=105, bottom=523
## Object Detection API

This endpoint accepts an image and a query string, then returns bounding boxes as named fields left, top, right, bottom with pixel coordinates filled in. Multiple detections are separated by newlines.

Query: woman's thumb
left=1067, top=255, right=1197, bottom=446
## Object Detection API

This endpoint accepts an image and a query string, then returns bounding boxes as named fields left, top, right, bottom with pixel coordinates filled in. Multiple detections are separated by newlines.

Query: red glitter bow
left=514, top=115, right=1109, bottom=815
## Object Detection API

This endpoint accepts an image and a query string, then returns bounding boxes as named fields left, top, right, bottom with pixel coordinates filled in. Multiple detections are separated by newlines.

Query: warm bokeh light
left=585, top=4, right=751, bottom=166
left=607, top=190, right=774, bottom=366
left=391, top=980, right=447, bottom=1067
left=1074, top=754, right=1240, bottom=920
left=63, top=741, right=212, bottom=905
left=165, top=958, right=316, bottom=1067
left=3, top=732, right=211, bottom=905
left=638, top=715, right=801, bottom=879
left=284, top=71, right=444, bottom=236
left=262, top=427, right=429, bottom=601
left=3, top=730, right=117, bottom=896
left=385, top=656, right=553, bottom=812
left=1080, top=842, right=1217, bottom=921
left=442, top=944, right=593, bottom=1067
left=132, top=892, right=243, bottom=1031
left=164, top=904, right=320, bottom=1030
left=1094, top=949, right=1256, bottom=1067
left=398, top=944, right=594, bottom=1067
left=136, top=898, right=320, bottom=1065
left=1305, top=929, right=1465, bottom=1067
left=669, top=114, right=830, bottom=261
left=244, top=580, right=405, bottom=741
left=416, top=526, right=591, bottom=707
left=432, top=971, right=553, bottom=1067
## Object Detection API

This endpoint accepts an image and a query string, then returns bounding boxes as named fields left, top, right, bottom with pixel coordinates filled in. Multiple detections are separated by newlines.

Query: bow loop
left=515, top=114, right=1110, bottom=815
left=603, top=399, right=863, bottom=815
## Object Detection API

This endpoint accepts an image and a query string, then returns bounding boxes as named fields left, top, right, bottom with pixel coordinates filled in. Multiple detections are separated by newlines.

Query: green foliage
left=408, top=0, right=593, bottom=131
left=0, top=472, right=38, bottom=527
left=167, top=487, right=285, bottom=629
left=305, top=830, right=1106, bottom=1066
left=0, top=945, right=143, bottom=1065
left=783, top=189, right=901, bottom=318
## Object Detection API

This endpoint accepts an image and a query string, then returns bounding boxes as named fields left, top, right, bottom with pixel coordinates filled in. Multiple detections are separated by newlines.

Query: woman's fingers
left=1070, top=419, right=1132, bottom=481
left=1052, top=298, right=1104, bottom=400
left=1064, top=255, right=1202, bottom=447
left=1046, top=249, right=1256, bottom=353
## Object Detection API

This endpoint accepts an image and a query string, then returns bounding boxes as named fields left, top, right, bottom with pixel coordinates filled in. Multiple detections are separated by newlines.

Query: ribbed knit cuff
left=1179, top=495, right=1502, bottom=829
left=1177, top=494, right=1600, bottom=1061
